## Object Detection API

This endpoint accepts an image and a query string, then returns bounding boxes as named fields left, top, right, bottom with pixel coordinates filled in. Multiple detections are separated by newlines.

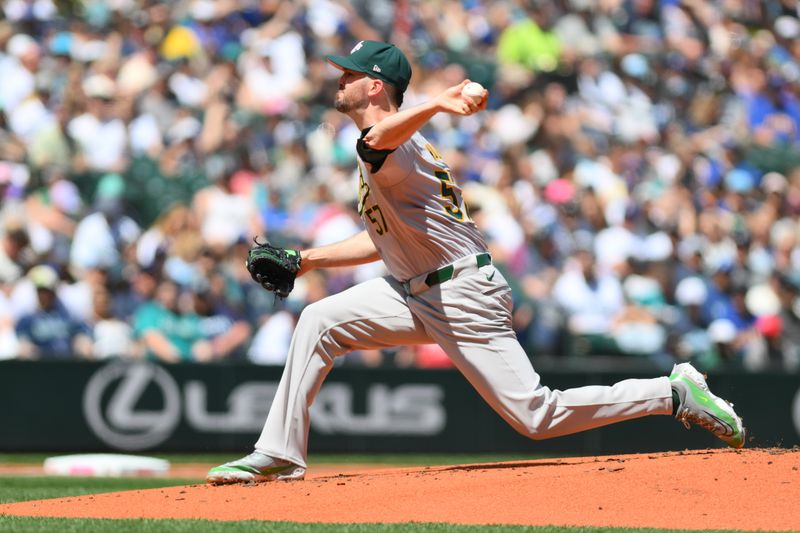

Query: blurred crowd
left=1, top=0, right=799, bottom=372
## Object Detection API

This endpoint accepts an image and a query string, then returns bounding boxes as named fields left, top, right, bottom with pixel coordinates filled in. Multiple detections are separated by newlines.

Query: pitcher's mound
left=1, top=449, right=798, bottom=530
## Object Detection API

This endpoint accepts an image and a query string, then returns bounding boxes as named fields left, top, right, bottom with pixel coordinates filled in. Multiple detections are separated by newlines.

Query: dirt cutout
left=1, top=449, right=798, bottom=530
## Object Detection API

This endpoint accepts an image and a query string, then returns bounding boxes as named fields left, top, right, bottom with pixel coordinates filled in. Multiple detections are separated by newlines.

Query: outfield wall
left=2, top=360, right=796, bottom=454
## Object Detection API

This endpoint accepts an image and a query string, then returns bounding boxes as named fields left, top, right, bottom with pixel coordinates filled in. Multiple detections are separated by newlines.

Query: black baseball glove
left=246, top=237, right=302, bottom=298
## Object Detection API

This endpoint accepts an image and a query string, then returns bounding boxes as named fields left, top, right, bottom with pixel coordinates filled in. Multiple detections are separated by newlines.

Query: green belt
left=424, top=253, right=492, bottom=287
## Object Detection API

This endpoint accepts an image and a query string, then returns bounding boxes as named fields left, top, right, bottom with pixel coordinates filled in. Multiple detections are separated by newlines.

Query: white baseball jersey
left=355, top=131, right=487, bottom=282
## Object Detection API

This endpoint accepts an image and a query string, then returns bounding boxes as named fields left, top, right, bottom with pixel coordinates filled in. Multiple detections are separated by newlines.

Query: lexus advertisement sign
left=1, top=360, right=797, bottom=453
left=81, top=361, right=446, bottom=451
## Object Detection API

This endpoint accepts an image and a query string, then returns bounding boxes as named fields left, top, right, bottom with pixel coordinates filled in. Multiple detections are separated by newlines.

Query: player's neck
left=348, top=103, right=396, bottom=130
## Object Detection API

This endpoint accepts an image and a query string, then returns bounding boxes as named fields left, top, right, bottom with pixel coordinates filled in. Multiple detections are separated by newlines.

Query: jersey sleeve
left=357, top=127, right=415, bottom=187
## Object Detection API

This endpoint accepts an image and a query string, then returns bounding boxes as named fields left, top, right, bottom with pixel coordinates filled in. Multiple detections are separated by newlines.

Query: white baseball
left=461, top=82, right=485, bottom=104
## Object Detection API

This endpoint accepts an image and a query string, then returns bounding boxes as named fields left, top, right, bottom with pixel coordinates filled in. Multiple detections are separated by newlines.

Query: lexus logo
left=83, top=362, right=181, bottom=450
left=81, top=362, right=447, bottom=451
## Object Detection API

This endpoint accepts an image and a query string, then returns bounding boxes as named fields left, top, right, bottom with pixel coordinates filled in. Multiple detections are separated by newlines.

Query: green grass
left=0, top=476, right=196, bottom=504
left=0, top=519, right=770, bottom=533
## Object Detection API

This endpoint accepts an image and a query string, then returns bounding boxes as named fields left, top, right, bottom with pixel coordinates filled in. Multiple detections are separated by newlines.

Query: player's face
left=334, top=69, right=369, bottom=113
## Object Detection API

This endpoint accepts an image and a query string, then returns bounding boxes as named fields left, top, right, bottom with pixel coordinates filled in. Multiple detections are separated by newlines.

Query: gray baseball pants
left=255, top=257, right=673, bottom=467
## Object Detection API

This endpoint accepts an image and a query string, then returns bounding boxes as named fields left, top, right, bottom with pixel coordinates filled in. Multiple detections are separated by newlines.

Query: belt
left=401, top=253, right=492, bottom=296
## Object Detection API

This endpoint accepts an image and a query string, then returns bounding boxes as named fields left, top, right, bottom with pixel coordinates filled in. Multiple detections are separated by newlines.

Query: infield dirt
left=1, top=448, right=798, bottom=530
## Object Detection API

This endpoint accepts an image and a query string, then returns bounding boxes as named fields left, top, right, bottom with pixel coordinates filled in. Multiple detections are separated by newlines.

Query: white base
left=43, top=454, right=170, bottom=477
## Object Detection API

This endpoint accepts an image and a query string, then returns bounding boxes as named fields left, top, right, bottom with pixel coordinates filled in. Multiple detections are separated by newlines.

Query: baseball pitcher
left=207, top=41, right=744, bottom=484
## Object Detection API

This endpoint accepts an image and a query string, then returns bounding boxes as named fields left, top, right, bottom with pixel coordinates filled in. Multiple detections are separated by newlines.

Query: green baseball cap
left=326, top=41, right=412, bottom=93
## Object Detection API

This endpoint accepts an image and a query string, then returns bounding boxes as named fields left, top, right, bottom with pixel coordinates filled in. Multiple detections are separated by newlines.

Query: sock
left=671, top=388, right=680, bottom=416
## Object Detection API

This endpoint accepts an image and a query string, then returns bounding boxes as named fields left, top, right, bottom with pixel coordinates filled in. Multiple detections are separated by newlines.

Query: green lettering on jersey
left=435, top=170, right=466, bottom=221
left=357, top=162, right=389, bottom=235
left=365, top=205, right=389, bottom=235
left=357, top=165, right=370, bottom=216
